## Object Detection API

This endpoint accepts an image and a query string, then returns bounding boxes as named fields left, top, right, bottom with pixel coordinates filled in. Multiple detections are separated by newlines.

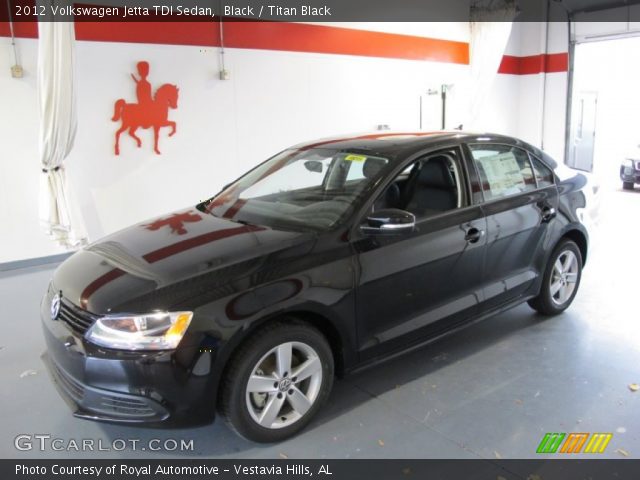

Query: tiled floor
left=1, top=187, right=638, bottom=460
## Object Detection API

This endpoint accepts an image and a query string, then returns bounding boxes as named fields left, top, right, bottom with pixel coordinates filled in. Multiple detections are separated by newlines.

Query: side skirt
left=346, top=294, right=536, bottom=376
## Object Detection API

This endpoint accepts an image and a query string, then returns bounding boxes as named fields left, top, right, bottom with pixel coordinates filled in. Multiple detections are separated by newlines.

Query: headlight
left=85, top=311, right=193, bottom=350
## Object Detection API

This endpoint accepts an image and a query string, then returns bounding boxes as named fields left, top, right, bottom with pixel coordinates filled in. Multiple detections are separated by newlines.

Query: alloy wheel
left=245, top=341, right=323, bottom=429
left=549, top=250, right=579, bottom=306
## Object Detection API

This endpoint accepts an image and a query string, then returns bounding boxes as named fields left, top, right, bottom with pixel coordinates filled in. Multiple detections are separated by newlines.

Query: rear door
left=466, top=142, right=559, bottom=310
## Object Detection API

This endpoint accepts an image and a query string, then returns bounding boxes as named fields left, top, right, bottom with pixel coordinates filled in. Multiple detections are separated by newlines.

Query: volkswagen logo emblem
left=51, top=293, right=61, bottom=321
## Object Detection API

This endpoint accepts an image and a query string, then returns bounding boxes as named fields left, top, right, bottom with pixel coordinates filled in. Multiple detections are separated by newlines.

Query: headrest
left=363, top=157, right=388, bottom=179
left=417, top=156, right=455, bottom=189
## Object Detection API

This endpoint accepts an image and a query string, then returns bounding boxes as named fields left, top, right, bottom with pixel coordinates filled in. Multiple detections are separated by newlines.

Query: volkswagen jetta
left=41, top=132, right=588, bottom=442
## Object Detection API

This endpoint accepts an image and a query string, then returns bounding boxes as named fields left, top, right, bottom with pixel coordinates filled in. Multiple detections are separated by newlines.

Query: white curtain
left=466, top=1, right=517, bottom=130
left=37, top=18, right=87, bottom=248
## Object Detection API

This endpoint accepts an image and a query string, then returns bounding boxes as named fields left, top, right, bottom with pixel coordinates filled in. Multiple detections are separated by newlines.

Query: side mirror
left=361, top=209, right=416, bottom=234
left=304, top=160, right=324, bottom=173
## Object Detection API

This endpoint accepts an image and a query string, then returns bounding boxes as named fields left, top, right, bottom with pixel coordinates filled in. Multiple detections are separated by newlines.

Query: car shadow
left=93, top=304, right=552, bottom=457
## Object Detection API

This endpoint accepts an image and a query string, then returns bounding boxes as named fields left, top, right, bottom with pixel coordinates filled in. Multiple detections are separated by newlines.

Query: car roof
left=290, top=131, right=469, bottom=154
left=289, top=131, right=557, bottom=168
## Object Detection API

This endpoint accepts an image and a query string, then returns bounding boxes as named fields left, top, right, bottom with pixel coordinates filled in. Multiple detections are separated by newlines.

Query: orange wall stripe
left=0, top=20, right=567, bottom=73
left=1, top=20, right=468, bottom=64
left=499, top=53, right=568, bottom=74
left=223, top=21, right=469, bottom=64
left=0, top=20, right=37, bottom=38
left=75, top=21, right=217, bottom=46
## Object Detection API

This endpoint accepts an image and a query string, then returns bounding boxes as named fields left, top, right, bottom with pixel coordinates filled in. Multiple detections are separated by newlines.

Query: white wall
left=480, top=22, right=569, bottom=162
left=1, top=24, right=470, bottom=263
left=0, top=21, right=572, bottom=263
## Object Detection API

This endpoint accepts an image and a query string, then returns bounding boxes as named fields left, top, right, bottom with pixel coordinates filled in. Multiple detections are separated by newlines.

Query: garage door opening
left=570, top=36, right=640, bottom=190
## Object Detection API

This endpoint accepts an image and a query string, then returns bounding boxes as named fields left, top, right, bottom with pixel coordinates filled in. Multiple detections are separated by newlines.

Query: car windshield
left=199, top=148, right=391, bottom=231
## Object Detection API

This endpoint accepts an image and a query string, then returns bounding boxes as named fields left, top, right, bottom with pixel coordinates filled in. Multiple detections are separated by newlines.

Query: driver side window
left=373, top=149, right=466, bottom=220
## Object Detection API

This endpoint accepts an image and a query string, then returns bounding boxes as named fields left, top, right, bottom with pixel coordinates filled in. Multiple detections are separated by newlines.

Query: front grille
left=50, top=361, right=85, bottom=403
left=58, top=300, right=96, bottom=335
left=99, top=394, right=157, bottom=417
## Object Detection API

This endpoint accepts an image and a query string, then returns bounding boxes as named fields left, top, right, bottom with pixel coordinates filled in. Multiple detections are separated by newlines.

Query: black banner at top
left=2, top=0, right=640, bottom=23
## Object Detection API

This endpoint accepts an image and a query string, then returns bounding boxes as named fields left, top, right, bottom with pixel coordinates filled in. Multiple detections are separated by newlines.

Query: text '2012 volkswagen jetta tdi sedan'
left=41, top=132, right=588, bottom=442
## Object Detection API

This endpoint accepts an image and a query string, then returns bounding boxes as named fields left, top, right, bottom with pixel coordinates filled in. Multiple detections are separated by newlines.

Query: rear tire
left=528, top=239, right=583, bottom=316
left=623, top=181, right=634, bottom=190
left=219, top=320, right=334, bottom=443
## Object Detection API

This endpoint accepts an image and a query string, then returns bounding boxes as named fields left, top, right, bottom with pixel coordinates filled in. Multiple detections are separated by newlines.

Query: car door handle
left=464, top=227, right=484, bottom=243
left=541, top=206, right=556, bottom=222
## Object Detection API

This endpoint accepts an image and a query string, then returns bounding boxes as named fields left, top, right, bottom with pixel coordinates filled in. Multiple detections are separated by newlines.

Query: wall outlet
left=219, top=69, right=230, bottom=80
left=11, top=65, right=23, bottom=78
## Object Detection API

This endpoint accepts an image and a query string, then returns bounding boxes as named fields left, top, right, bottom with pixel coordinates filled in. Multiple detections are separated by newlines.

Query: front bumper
left=42, top=351, right=169, bottom=423
left=620, top=166, right=640, bottom=183
left=40, top=295, right=218, bottom=428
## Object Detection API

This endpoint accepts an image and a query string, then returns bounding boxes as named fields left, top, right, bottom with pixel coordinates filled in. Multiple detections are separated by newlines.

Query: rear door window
left=530, top=156, right=555, bottom=187
left=469, top=144, right=536, bottom=201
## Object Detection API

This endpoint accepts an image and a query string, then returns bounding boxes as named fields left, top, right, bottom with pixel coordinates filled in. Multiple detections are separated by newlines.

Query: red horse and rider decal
left=144, top=211, right=202, bottom=235
left=112, top=61, right=179, bottom=155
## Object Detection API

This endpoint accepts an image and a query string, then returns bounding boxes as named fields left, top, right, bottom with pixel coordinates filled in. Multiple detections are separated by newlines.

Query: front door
left=353, top=147, right=487, bottom=361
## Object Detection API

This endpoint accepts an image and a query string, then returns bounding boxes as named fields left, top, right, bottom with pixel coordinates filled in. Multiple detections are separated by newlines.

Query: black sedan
left=41, top=132, right=588, bottom=442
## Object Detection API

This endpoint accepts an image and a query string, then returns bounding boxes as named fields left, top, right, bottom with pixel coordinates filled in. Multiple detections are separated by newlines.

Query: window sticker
left=478, top=152, right=526, bottom=197
left=344, top=154, right=367, bottom=162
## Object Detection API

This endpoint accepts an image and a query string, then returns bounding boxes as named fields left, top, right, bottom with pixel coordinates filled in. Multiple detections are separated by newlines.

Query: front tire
left=623, top=181, right=634, bottom=190
left=219, top=320, right=334, bottom=442
left=528, top=239, right=583, bottom=316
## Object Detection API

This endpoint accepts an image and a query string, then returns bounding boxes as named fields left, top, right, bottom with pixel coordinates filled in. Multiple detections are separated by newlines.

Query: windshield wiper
left=235, top=219, right=259, bottom=227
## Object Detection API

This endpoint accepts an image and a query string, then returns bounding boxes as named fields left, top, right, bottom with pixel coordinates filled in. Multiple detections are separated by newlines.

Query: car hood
left=51, top=207, right=312, bottom=314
